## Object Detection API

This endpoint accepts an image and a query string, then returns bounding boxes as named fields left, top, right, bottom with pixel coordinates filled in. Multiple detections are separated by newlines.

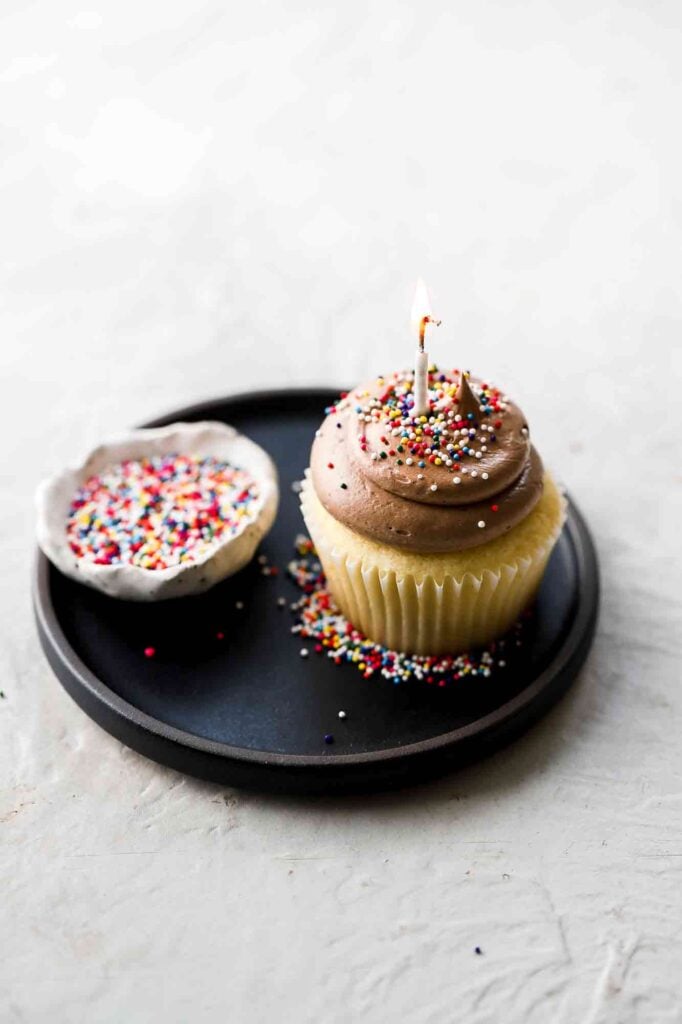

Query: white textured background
left=1, top=2, right=681, bottom=1021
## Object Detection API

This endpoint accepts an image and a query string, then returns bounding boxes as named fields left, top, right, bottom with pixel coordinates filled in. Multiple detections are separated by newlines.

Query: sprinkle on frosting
left=310, top=366, right=542, bottom=553
left=341, top=367, right=508, bottom=488
left=67, top=454, right=260, bottom=570
left=287, top=536, right=520, bottom=685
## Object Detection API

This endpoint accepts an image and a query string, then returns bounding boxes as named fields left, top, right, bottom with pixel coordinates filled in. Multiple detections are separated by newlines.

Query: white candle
left=411, top=278, right=441, bottom=417
left=414, top=347, right=429, bottom=417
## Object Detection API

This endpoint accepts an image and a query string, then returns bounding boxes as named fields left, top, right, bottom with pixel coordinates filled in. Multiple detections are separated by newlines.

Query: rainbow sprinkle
left=67, top=454, right=260, bottom=570
left=328, top=368, right=508, bottom=481
left=287, top=536, right=520, bottom=686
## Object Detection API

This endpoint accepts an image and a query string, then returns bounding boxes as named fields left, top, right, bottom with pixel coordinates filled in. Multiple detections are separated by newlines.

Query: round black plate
left=33, top=389, right=599, bottom=795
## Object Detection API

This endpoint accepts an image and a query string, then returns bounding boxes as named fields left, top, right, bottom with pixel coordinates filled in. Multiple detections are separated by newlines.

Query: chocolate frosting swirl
left=310, top=368, right=544, bottom=553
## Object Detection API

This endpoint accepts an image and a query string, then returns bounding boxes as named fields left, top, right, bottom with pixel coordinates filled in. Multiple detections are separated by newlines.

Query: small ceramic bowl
left=36, top=421, right=279, bottom=601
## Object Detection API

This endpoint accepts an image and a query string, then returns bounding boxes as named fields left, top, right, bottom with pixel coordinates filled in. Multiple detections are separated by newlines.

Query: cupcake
left=301, top=368, right=565, bottom=655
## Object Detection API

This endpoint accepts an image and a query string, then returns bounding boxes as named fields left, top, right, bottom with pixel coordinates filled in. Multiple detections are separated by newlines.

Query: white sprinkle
left=315, top=430, right=322, bottom=437
left=235, top=601, right=244, bottom=610
left=406, top=458, right=413, bottom=466
left=338, top=710, right=347, bottom=719
left=471, top=470, right=478, bottom=477
left=277, top=597, right=286, bottom=608
left=300, top=648, right=309, bottom=658
left=498, top=660, right=506, bottom=667
left=371, top=452, right=378, bottom=461
left=452, top=476, right=461, bottom=485
left=481, top=446, right=487, bottom=452
left=478, top=520, right=486, bottom=528
left=430, top=484, right=438, bottom=492
left=417, top=473, right=424, bottom=480
left=482, top=472, right=489, bottom=480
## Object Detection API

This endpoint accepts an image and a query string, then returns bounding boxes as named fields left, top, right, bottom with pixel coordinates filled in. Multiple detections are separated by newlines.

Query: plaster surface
left=1, top=2, right=681, bottom=1021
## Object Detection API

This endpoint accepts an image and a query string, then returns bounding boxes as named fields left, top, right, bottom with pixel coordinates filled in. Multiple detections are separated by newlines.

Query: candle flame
left=411, top=277, right=432, bottom=330
left=411, top=277, right=441, bottom=351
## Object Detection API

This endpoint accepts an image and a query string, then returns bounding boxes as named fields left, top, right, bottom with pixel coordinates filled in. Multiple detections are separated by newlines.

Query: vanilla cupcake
left=301, top=369, right=565, bottom=655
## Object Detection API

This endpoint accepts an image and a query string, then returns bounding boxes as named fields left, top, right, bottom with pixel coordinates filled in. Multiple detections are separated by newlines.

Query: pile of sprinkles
left=67, top=453, right=260, bottom=570
left=325, top=367, right=510, bottom=493
left=288, top=536, right=520, bottom=686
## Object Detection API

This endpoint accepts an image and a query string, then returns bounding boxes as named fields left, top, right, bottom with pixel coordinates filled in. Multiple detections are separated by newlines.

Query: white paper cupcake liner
left=301, top=473, right=565, bottom=656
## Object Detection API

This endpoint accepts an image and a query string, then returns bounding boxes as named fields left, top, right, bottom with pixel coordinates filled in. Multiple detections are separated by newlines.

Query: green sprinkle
left=379, top=451, right=388, bottom=460
left=340, top=483, right=347, bottom=489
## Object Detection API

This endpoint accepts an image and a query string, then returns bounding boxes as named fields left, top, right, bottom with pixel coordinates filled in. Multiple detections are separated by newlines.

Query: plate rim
left=33, top=387, right=600, bottom=776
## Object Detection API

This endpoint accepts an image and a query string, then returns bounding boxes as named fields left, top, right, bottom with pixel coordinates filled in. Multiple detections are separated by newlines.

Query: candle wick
left=418, top=315, right=442, bottom=352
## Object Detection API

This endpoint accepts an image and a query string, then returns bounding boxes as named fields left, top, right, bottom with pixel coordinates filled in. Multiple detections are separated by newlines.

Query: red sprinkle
left=144, top=646, right=156, bottom=658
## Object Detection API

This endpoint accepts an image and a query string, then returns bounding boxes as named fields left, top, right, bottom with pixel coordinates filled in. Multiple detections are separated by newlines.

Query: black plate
left=33, top=389, right=599, bottom=795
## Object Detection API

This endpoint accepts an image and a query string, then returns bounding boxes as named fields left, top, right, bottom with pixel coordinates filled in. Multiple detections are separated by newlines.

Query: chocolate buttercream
left=310, top=367, right=544, bottom=553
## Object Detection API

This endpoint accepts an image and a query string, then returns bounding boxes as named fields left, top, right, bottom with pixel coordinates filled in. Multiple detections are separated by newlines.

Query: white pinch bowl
left=36, top=421, right=279, bottom=601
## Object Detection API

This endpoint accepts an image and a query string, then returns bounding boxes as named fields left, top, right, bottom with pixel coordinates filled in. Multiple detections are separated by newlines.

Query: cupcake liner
left=301, top=473, right=565, bottom=656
